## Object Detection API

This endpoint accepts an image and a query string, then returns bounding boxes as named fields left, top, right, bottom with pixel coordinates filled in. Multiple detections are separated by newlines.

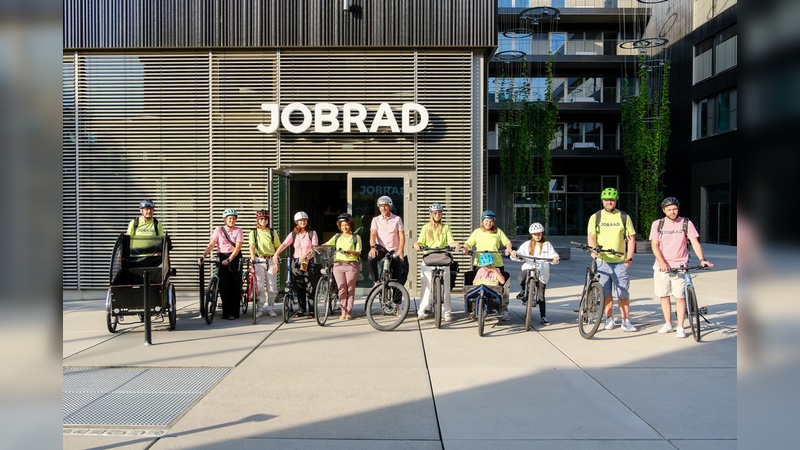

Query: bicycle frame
left=510, top=253, right=552, bottom=331
left=365, top=244, right=410, bottom=331
left=419, top=246, right=454, bottom=329
left=571, top=241, right=622, bottom=339
left=668, top=265, right=711, bottom=342
left=200, top=259, right=222, bottom=324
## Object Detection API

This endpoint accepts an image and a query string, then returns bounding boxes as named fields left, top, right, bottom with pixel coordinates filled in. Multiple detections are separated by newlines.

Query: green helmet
left=600, top=188, right=619, bottom=200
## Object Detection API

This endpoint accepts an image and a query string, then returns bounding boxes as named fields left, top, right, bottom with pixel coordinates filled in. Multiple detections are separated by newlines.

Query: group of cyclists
left=127, top=186, right=714, bottom=333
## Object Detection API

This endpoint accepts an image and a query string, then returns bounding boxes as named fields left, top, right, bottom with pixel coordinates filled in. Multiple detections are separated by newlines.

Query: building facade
left=63, top=0, right=496, bottom=292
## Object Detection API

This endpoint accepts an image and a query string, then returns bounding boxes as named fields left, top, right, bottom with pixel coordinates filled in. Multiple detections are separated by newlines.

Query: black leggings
left=517, top=269, right=547, bottom=317
left=218, top=253, right=242, bottom=318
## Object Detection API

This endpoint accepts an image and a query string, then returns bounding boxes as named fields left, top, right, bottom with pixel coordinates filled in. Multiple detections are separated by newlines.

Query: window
left=695, top=89, right=737, bottom=139
left=694, top=25, right=737, bottom=83
left=551, top=33, right=566, bottom=55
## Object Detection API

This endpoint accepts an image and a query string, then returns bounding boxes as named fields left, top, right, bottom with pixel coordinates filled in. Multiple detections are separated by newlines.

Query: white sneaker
left=621, top=318, right=637, bottom=332
left=256, top=309, right=264, bottom=318
left=657, top=323, right=673, bottom=334
left=268, top=309, right=277, bottom=317
left=501, top=310, right=511, bottom=321
left=417, top=313, right=428, bottom=320
left=444, top=315, right=452, bottom=323
left=604, top=317, right=616, bottom=330
left=676, top=326, right=687, bottom=338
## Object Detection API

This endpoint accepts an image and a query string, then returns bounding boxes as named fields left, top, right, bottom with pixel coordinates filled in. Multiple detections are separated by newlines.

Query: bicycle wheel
left=578, top=282, right=604, bottom=339
left=477, top=295, right=486, bottom=337
left=433, top=274, right=443, bottom=329
left=168, top=283, right=177, bottom=330
left=687, top=285, right=701, bottom=342
left=280, top=292, right=292, bottom=323
left=249, top=274, right=259, bottom=324
left=106, top=289, right=118, bottom=333
left=204, top=278, right=218, bottom=324
left=524, top=277, right=537, bottom=332
left=365, top=281, right=410, bottom=331
left=330, top=277, right=339, bottom=314
left=315, top=277, right=330, bottom=326
left=243, top=270, right=254, bottom=315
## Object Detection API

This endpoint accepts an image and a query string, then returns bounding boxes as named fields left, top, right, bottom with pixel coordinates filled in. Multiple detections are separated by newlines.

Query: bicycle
left=200, top=259, right=223, bottom=324
left=667, top=265, right=711, bottom=342
left=313, top=246, right=344, bottom=326
left=462, top=249, right=509, bottom=337
left=244, top=257, right=275, bottom=324
left=275, top=257, right=306, bottom=323
left=571, top=241, right=624, bottom=339
left=418, top=245, right=455, bottom=329
left=365, top=243, right=411, bottom=331
left=510, top=253, right=553, bottom=332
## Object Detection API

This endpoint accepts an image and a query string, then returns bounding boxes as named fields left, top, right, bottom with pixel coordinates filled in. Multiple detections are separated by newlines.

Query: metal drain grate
left=64, top=367, right=229, bottom=427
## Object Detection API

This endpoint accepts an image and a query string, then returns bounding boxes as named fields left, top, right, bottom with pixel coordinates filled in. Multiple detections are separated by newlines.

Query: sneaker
left=268, top=309, right=277, bottom=317
left=468, top=311, right=476, bottom=320
left=417, top=313, right=428, bottom=320
left=501, top=310, right=511, bottom=321
left=657, top=323, right=673, bottom=334
left=540, top=316, right=550, bottom=325
left=516, top=291, right=525, bottom=300
left=256, top=309, right=264, bottom=318
left=621, top=318, right=637, bottom=332
left=444, top=315, right=452, bottom=323
left=604, top=317, right=616, bottom=330
left=676, top=326, right=687, bottom=338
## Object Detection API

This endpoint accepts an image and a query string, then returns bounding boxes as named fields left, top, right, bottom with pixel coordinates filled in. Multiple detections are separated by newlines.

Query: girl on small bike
left=322, top=213, right=362, bottom=320
left=273, top=211, right=319, bottom=317
left=511, top=222, right=560, bottom=325
left=199, top=208, right=244, bottom=320
left=413, top=203, right=460, bottom=323
left=464, top=253, right=506, bottom=319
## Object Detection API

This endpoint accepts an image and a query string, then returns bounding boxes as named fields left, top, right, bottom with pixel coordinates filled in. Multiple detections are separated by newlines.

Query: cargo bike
left=106, top=233, right=177, bottom=333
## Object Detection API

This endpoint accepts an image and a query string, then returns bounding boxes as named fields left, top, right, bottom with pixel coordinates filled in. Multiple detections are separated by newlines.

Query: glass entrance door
left=349, top=174, right=412, bottom=290
left=269, top=168, right=291, bottom=290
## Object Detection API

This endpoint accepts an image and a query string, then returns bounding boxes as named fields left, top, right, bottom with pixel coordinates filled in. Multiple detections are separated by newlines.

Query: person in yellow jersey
left=462, top=209, right=512, bottom=320
left=413, top=203, right=460, bottom=323
left=249, top=209, right=281, bottom=318
left=320, top=213, right=362, bottom=320
left=126, top=199, right=170, bottom=259
left=587, top=188, right=637, bottom=332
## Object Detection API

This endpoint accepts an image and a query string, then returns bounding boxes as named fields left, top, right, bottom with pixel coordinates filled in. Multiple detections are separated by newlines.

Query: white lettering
left=256, top=102, right=429, bottom=134
left=314, top=103, right=339, bottom=133
left=281, top=102, right=313, bottom=133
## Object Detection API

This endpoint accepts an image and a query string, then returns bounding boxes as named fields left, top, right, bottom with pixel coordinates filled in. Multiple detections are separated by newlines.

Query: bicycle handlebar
left=570, top=241, right=624, bottom=257
left=667, top=265, right=710, bottom=274
left=418, top=245, right=455, bottom=252
left=511, top=254, right=554, bottom=263
left=372, top=243, right=401, bottom=258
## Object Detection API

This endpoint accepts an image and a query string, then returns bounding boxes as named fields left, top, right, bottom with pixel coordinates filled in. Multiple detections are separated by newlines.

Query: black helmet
left=660, top=197, right=680, bottom=209
left=337, top=212, right=353, bottom=222
left=139, top=199, right=155, bottom=209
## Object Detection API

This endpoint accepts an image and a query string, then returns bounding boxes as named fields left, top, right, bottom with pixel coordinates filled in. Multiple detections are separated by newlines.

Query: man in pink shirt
left=649, top=197, right=714, bottom=338
left=368, top=196, right=408, bottom=287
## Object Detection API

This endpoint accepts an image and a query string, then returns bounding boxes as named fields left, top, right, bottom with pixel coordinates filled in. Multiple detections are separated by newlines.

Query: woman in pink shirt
left=273, top=211, right=319, bottom=317
left=199, top=209, right=244, bottom=320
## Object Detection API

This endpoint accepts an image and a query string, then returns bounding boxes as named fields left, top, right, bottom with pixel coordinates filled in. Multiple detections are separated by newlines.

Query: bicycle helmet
left=481, top=210, right=496, bottom=220
left=222, top=208, right=238, bottom=218
left=293, top=211, right=309, bottom=222
left=600, top=187, right=619, bottom=200
left=660, top=197, right=680, bottom=209
left=429, top=203, right=443, bottom=212
left=255, top=209, right=269, bottom=219
left=139, top=199, right=155, bottom=209
left=377, top=196, right=393, bottom=206
left=529, top=222, right=545, bottom=234
left=336, top=212, right=352, bottom=223
left=478, top=253, right=494, bottom=267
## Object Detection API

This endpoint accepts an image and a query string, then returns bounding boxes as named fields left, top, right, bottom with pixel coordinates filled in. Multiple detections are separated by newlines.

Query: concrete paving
left=63, top=237, right=737, bottom=449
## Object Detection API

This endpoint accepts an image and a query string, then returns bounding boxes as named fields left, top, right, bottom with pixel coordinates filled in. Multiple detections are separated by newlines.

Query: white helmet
left=293, top=211, right=309, bottom=222
left=529, top=222, right=545, bottom=234
left=377, top=196, right=393, bottom=206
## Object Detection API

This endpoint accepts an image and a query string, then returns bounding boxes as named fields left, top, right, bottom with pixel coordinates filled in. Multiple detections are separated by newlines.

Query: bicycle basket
left=423, top=251, right=452, bottom=266
left=313, top=248, right=335, bottom=265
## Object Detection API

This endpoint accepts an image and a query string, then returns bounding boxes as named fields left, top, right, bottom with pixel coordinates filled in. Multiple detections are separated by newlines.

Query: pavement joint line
left=413, top=296, right=446, bottom=450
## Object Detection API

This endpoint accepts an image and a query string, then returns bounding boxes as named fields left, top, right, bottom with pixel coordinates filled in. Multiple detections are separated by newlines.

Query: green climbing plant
left=498, top=60, right=558, bottom=224
left=621, top=56, right=671, bottom=231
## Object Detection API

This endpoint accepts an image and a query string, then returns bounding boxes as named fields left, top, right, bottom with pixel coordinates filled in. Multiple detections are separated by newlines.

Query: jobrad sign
left=256, top=102, right=429, bottom=134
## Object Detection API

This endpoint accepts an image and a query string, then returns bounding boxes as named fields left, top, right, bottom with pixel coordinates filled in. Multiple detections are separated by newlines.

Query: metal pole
left=143, top=270, right=152, bottom=345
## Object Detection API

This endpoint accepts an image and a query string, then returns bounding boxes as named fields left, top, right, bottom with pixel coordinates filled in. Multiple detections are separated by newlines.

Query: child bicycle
left=667, top=265, right=711, bottom=342
left=571, top=241, right=623, bottom=339
left=312, top=245, right=343, bottom=326
left=509, top=253, right=553, bottom=331
left=365, top=243, right=411, bottom=331
left=418, top=245, right=456, bottom=328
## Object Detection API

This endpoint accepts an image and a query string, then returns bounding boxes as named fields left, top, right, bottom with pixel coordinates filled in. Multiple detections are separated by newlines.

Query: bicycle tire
left=315, top=277, right=330, bottom=326
left=243, top=270, right=255, bottom=315
left=249, top=273, right=259, bottom=324
left=578, top=282, right=604, bottom=339
left=280, top=292, right=292, bottom=323
left=204, top=278, right=218, bottom=324
left=687, top=285, right=701, bottom=342
left=524, top=277, right=537, bottom=332
left=106, top=289, right=118, bottom=333
left=433, top=274, right=443, bottom=329
left=477, top=295, right=486, bottom=337
left=365, top=281, right=410, bottom=331
left=168, top=283, right=177, bottom=330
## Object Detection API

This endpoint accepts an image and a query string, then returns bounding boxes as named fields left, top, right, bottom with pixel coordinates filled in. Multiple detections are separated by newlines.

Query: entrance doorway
left=703, top=183, right=731, bottom=244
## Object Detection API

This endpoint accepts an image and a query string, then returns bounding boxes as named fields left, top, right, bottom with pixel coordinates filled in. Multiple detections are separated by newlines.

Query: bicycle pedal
left=699, top=306, right=708, bottom=314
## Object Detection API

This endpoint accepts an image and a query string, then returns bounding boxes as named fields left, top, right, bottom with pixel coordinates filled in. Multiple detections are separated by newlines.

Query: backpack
left=251, top=227, right=278, bottom=250
left=657, top=217, right=692, bottom=248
